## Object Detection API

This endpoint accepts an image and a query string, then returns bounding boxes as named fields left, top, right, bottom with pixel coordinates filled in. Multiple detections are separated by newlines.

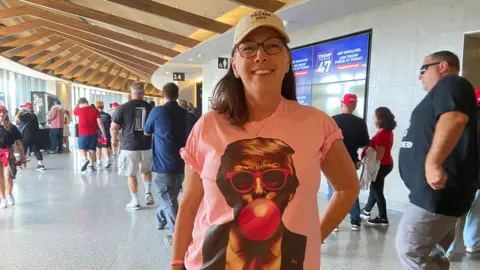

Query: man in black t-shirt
left=396, top=51, right=478, bottom=269
left=111, top=82, right=154, bottom=210
left=328, top=94, right=369, bottom=231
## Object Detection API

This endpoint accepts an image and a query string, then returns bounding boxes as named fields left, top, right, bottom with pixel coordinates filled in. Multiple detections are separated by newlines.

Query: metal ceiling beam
left=20, top=0, right=200, bottom=47
left=105, top=0, right=231, bottom=33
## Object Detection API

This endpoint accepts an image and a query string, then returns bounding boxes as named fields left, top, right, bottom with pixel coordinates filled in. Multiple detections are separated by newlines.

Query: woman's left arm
left=321, top=139, right=360, bottom=241
left=15, top=139, right=26, bottom=164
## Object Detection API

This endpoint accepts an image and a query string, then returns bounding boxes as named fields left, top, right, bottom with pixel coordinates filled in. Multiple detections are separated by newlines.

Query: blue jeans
left=447, top=190, right=480, bottom=255
left=327, top=181, right=361, bottom=225
left=49, top=128, right=63, bottom=152
left=153, top=172, right=184, bottom=234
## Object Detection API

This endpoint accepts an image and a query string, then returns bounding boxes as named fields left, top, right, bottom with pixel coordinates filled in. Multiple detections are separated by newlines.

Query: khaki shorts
left=118, top=149, right=152, bottom=177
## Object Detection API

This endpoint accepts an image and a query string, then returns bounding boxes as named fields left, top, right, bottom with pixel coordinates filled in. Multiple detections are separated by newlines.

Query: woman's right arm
left=171, top=165, right=204, bottom=270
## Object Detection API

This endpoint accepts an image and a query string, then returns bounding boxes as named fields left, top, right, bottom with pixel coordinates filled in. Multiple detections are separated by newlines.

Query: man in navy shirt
left=396, top=51, right=478, bottom=269
left=144, top=82, right=195, bottom=245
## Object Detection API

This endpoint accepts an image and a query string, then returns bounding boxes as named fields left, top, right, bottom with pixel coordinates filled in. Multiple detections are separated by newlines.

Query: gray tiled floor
left=1, top=151, right=480, bottom=269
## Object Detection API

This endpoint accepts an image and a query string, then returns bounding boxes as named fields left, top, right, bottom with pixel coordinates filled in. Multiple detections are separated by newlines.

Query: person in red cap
left=15, top=102, right=45, bottom=171
left=327, top=93, right=370, bottom=231
left=0, top=105, right=26, bottom=209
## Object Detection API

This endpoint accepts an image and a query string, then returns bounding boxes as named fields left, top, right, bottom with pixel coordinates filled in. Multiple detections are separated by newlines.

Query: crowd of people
left=0, top=9, right=479, bottom=270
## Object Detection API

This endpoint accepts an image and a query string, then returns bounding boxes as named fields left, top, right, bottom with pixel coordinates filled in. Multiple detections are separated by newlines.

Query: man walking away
left=144, top=83, right=196, bottom=245
left=15, top=102, right=45, bottom=171
left=111, top=82, right=154, bottom=210
left=95, top=101, right=112, bottom=169
left=48, top=100, right=65, bottom=153
left=396, top=51, right=478, bottom=269
left=328, top=93, right=370, bottom=231
left=74, top=98, right=106, bottom=172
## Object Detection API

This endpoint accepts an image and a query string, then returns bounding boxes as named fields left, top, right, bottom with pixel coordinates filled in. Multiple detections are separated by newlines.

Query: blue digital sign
left=292, top=47, right=313, bottom=86
left=291, top=32, right=370, bottom=106
left=312, top=33, right=369, bottom=84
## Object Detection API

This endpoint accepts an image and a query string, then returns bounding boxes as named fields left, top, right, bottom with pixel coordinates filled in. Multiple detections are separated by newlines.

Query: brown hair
left=211, top=44, right=297, bottom=127
left=375, top=107, right=396, bottom=131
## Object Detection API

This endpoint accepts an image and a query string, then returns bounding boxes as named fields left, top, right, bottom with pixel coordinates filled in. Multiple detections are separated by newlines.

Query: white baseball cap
left=234, top=10, right=290, bottom=45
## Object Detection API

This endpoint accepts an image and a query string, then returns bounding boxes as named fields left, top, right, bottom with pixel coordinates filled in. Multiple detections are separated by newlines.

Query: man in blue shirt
left=144, top=82, right=195, bottom=245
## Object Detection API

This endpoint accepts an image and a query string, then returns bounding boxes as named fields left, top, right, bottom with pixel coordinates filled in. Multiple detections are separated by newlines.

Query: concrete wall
left=200, top=0, right=480, bottom=211
left=202, top=56, right=229, bottom=114
left=55, top=82, right=72, bottom=110
left=178, top=80, right=196, bottom=104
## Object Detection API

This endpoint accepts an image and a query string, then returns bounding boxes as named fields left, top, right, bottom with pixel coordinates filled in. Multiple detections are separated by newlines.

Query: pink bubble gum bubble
left=238, top=198, right=281, bottom=241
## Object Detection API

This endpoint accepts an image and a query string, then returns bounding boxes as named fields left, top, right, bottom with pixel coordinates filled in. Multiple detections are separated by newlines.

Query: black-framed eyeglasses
left=419, top=62, right=441, bottom=75
left=235, top=37, right=285, bottom=58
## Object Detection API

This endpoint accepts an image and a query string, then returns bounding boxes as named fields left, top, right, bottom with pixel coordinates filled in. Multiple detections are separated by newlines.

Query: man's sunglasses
left=419, top=62, right=441, bottom=75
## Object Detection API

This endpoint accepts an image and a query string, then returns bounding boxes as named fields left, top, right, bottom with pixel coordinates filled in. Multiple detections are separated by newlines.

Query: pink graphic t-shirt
left=180, top=98, right=342, bottom=270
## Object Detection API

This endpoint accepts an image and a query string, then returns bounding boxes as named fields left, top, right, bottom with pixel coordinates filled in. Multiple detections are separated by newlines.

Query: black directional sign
left=173, top=72, right=185, bottom=81
left=218, top=57, right=229, bottom=69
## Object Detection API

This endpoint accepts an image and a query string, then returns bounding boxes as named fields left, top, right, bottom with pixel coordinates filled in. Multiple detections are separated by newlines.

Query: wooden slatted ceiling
left=20, top=6, right=180, bottom=58
left=228, top=0, right=285, bottom=12
left=107, top=67, right=123, bottom=89
left=105, top=0, right=231, bottom=33
left=20, top=41, right=73, bottom=66
left=94, top=62, right=115, bottom=86
left=55, top=50, right=92, bottom=75
left=14, top=37, right=64, bottom=57
left=43, top=46, right=84, bottom=71
left=0, top=29, right=52, bottom=47
left=70, top=54, right=101, bottom=79
left=49, top=30, right=158, bottom=73
left=0, top=20, right=42, bottom=36
left=20, top=0, right=200, bottom=47
left=40, top=22, right=166, bottom=66
left=80, top=58, right=108, bottom=83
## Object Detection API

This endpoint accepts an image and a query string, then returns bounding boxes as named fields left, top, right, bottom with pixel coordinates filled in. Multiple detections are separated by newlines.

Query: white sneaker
left=466, top=246, right=480, bottom=253
left=6, top=195, right=15, bottom=206
left=351, top=224, right=360, bottom=231
left=126, top=201, right=140, bottom=210
left=145, top=193, right=154, bottom=206
left=0, top=199, right=6, bottom=209
left=96, top=161, right=102, bottom=167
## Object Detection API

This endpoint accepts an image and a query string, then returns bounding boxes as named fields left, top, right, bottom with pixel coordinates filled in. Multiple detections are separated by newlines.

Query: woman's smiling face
left=232, top=27, right=291, bottom=96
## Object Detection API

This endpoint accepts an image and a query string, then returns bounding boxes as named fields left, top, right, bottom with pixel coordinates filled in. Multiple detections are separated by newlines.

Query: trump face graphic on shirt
left=201, top=137, right=307, bottom=270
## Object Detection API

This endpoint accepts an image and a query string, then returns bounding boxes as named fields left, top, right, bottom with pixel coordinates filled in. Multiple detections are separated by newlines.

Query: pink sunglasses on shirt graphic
left=225, top=168, right=292, bottom=194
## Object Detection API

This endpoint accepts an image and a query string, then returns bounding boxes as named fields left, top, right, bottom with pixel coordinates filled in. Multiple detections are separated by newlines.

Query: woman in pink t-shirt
left=171, top=10, right=360, bottom=270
